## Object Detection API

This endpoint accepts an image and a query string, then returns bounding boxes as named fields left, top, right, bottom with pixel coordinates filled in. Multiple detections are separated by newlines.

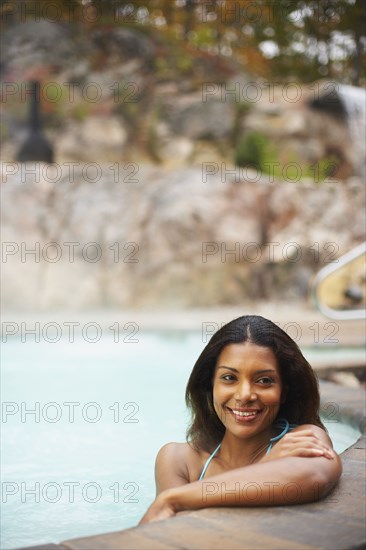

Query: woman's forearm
left=164, top=456, right=341, bottom=512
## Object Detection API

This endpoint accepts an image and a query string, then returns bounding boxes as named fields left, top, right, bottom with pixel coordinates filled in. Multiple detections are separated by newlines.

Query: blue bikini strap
left=266, top=418, right=296, bottom=454
left=200, top=418, right=295, bottom=476
left=199, top=443, right=221, bottom=480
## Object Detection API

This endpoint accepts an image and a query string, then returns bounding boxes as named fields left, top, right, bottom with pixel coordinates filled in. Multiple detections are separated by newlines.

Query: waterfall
left=309, top=83, right=366, bottom=179
left=337, top=85, right=366, bottom=177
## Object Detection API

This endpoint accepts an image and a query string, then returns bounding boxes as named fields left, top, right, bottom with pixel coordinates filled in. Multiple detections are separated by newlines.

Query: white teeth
left=231, top=410, right=259, bottom=417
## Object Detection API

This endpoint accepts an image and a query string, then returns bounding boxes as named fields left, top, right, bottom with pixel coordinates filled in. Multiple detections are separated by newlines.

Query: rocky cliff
left=2, top=165, right=364, bottom=309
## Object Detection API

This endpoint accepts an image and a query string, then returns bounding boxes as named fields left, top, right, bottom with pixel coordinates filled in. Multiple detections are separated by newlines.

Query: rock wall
left=1, top=165, right=364, bottom=310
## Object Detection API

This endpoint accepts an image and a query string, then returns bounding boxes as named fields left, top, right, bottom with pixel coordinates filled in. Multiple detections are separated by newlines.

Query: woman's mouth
left=225, top=406, right=262, bottom=422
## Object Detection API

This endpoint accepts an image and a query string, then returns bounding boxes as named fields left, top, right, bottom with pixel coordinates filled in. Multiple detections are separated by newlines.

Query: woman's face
left=212, top=341, right=284, bottom=439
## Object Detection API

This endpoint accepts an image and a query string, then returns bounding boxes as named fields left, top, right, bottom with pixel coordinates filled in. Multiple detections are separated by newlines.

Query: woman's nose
left=235, top=381, right=257, bottom=403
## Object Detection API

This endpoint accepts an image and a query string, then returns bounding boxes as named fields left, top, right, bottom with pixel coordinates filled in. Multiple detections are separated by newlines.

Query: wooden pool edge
left=14, top=381, right=366, bottom=550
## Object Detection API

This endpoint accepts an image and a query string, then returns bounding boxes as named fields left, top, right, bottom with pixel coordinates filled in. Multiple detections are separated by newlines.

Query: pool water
left=1, top=331, right=362, bottom=549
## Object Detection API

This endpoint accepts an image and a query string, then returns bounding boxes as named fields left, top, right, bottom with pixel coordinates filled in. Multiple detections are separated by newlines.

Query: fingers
left=291, top=438, right=335, bottom=455
left=283, top=432, right=335, bottom=457
left=270, top=431, right=336, bottom=460
left=295, top=447, right=336, bottom=459
left=313, top=447, right=336, bottom=459
left=287, top=441, right=336, bottom=459
left=272, top=447, right=335, bottom=460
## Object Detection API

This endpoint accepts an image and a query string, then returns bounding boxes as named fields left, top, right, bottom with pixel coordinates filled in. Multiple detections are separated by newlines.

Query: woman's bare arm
left=141, top=452, right=341, bottom=523
left=140, top=426, right=342, bottom=524
left=169, top=452, right=341, bottom=508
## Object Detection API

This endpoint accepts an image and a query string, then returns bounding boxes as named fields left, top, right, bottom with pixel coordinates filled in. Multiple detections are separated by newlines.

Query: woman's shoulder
left=155, top=441, right=206, bottom=483
left=156, top=441, right=194, bottom=460
left=156, top=441, right=203, bottom=466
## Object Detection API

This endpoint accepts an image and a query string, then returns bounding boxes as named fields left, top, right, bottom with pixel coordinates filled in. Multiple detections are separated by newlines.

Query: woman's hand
left=138, top=491, right=177, bottom=525
left=260, top=428, right=336, bottom=463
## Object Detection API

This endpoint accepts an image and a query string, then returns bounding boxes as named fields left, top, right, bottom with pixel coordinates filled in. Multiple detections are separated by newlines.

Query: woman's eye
left=221, top=374, right=236, bottom=381
left=257, top=377, right=273, bottom=385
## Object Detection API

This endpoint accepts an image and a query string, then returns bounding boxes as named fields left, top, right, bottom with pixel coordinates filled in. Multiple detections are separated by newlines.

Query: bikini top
left=198, top=418, right=297, bottom=481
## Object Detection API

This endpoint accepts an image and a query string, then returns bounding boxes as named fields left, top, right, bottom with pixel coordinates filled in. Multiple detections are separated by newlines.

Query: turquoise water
left=1, top=331, right=363, bottom=549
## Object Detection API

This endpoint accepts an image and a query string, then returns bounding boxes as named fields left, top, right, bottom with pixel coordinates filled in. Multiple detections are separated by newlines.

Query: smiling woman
left=139, top=315, right=342, bottom=524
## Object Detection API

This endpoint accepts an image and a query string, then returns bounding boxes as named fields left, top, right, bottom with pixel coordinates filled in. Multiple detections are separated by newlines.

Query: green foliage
left=176, top=55, right=194, bottom=74
left=147, top=120, right=162, bottom=163
left=70, top=102, right=92, bottom=122
left=0, top=122, right=8, bottom=141
left=235, top=132, right=276, bottom=171
left=235, top=132, right=340, bottom=184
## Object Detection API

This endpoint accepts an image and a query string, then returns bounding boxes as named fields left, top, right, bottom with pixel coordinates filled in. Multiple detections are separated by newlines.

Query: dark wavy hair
left=185, top=315, right=325, bottom=452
